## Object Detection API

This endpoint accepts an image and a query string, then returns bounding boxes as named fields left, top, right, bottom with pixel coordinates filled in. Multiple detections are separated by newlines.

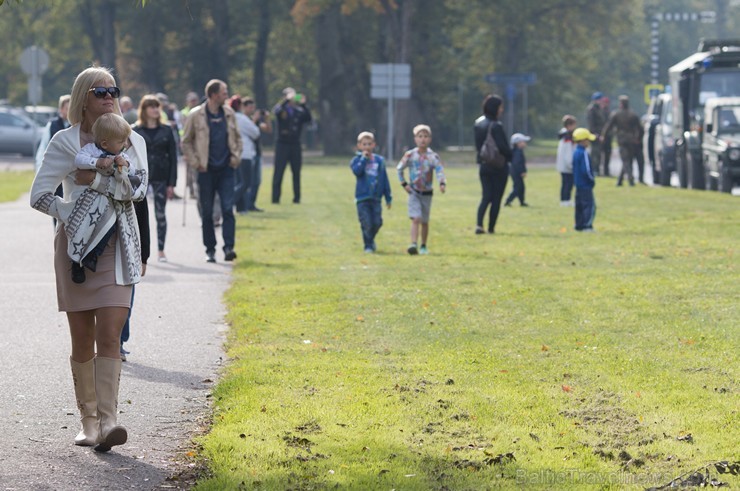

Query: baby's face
left=100, top=138, right=127, bottom=154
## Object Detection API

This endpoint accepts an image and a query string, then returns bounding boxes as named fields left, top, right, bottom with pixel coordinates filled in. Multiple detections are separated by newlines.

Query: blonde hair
left=58, top=94, right=71, bottom=111
left=68, top=66, right=121, bottom=126
left=91, top=113, right=131, bottom=145
left=413, top=124, right=431, bottom=136
left=136, top=94, right=161, bottom=126
left=357, top=131, right=375, bottom=143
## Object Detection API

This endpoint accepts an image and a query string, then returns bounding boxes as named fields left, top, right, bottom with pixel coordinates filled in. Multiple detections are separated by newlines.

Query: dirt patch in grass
left=561, top=389, right=654, bottom=469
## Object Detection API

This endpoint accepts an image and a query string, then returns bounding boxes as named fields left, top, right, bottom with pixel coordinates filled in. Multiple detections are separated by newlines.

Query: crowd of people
left=29, top=63, right=646, bottom=454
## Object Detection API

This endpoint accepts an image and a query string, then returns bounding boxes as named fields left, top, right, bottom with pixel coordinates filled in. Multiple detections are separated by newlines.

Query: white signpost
left=370, top=63, right=411, bottom=162
left=20, top=45, right=50, bottom=105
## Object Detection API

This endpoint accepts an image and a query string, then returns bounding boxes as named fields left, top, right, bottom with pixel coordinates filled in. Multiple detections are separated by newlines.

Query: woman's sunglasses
left=88, top=86, right=121, bottom=99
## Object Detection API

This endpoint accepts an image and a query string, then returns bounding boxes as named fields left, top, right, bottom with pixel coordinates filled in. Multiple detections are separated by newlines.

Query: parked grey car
left=0, top=107, right=44, bottom=156
left=643, top=93, right=674, bottom=186
left=702, top=97, right=740, bottom=193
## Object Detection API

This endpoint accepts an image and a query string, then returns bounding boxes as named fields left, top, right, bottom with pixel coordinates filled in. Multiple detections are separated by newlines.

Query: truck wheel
left=719, top=165, right=733, bottom=193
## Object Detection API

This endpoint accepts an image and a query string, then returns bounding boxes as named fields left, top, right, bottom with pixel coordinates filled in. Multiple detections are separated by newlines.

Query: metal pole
left=387, top=64, right=394, bottom=163
left=506, top=83, right=514, bottom=136
left=651, top=16, right=660, bottom=84
left=523, top=85, right=528, bottom=135
left=457, top=80, right=464, bottom=149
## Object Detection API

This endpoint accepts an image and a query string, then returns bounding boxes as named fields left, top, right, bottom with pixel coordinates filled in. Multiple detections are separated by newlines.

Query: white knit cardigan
left=30, top=125, right=149, bottom=285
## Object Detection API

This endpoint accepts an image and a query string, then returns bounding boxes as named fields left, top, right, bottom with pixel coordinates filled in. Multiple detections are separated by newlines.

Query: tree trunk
left=253, top=0, right=270, bottom=109
left=314, top=4, right=351, bottom=155
left=78, top=0, right=117, bottom=78
left=208, top=0, right=231, bottom=83
left=99, top=1, right=117, bottom=71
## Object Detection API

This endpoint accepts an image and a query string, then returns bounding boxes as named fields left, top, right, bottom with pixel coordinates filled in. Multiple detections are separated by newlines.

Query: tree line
left=0, top=0, right=735, bottom=155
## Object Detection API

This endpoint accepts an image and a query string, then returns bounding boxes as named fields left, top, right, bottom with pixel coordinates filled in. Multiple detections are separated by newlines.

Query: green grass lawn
left=0, top=170, right=34, bottom=203
left=193, top=163, right=738, bottom=490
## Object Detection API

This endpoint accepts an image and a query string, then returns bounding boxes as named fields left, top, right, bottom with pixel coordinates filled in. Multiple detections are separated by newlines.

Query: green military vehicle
left=668, top=39, right=740, bottom=189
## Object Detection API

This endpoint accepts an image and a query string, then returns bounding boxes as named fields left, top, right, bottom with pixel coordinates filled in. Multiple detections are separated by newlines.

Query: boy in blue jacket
left=350, top=132, right=392, bottom=253
left=572, top=128, right=597, bottom=232
left=504, top=132, right=531, bottom=207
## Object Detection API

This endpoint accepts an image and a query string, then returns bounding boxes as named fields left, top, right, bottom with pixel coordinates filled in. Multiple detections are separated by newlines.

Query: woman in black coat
left=473, top=94, right=512, bottom=234
left=133, top=95, right=178, bottom=261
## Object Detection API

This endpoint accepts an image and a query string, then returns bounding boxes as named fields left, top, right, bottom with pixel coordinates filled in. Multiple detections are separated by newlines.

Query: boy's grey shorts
left=407, top=192, right=433, bottom=223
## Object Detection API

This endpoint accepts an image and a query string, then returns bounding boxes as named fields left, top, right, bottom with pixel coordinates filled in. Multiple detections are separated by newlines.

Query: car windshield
left=715, top=106, right=740, bottom=134
left=699, top=71, right=740, bottom=105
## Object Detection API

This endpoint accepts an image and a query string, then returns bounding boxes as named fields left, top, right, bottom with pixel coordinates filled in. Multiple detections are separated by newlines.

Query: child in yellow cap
left=572, top=128, right=596, bottom=232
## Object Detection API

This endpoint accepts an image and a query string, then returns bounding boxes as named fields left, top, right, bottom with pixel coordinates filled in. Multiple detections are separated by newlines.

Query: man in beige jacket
left=182, top=79, right=242, bottom=263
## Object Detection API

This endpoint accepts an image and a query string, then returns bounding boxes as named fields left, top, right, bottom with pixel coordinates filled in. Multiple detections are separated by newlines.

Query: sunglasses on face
left=88, top=86, right=121, bottom=99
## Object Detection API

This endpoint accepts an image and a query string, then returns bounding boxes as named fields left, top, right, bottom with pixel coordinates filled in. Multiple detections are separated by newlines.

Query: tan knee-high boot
left=70, top=357, right=99, bottom=446
left=93, top=356, right=127, bottom=452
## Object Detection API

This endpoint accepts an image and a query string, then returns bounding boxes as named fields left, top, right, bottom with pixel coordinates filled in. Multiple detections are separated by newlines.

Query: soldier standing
left=586, top=92, right=607, bottom=176
left=601, top=96, right=613, bottom=176
left=601, top=95, right=642, bottom=187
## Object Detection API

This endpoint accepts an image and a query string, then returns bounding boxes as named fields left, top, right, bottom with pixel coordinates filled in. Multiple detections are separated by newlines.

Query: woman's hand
left=166, top=186, right=175, bottom=200
left=74, top=169, right=97, bottom=186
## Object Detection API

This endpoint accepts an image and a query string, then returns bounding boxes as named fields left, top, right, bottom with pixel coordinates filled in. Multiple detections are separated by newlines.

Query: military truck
left=668, top=39, right=740, bottom=189
left=702, top=97, right=740, bottom=193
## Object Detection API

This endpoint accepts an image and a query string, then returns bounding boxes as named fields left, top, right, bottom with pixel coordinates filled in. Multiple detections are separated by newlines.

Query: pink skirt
left=54, top=225, right=133, bottom=312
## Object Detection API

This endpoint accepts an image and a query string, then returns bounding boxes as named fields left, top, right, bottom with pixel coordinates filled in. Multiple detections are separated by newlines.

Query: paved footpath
left=0, top=162, right=231, bottom=490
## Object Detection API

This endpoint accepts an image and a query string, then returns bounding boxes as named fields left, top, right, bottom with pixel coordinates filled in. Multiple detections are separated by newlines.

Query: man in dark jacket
left=586, top=92, right=607, bottom=176
left=601, top=95, right=642, bottom=186
left=271, top=87, right=312, bottom=204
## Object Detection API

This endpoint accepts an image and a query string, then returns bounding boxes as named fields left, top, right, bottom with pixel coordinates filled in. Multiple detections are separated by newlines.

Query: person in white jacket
left=556, top=115, right=577, bottom=206
left=229, top=95, right=260, bottom=214
left=29, top=66, right=148, bottom=453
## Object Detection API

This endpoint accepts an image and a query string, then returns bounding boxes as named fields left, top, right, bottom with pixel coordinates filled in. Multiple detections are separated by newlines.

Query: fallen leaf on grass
left=677, top=433, right=694, bottom=443
left=562, top=385, right=573, bottom=393
left=541, top=344, right=549, bottom=352
left=356, top=315, right=364, bottom=322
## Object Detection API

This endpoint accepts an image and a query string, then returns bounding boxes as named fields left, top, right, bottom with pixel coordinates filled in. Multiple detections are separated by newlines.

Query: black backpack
left=479, top=121, right=506, bottom=169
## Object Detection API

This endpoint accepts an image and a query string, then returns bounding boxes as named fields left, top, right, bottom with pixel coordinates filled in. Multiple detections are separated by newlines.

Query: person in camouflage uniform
left=586, top=92, right=607, bottom=176
left=601, top=95, right=642, bottom=186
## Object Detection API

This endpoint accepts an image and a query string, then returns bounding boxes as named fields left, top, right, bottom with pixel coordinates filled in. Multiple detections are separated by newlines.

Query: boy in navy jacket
left=350, top=132, right=392, bottom=253
left=504, top=132, right=531, bottom=207
left=572, top=128, right=597, bottom=231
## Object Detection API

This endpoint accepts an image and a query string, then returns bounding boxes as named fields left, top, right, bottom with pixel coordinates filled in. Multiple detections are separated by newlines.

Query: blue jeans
left=198, top=166, right=236, bottom=253
left=234, top=158, right=253, bottom=212
left=505, top=173, right=525, bottom=205
left=575, top=187, right=596, bottom=231
left=560, top=172, right=574, bottom=202
left=357, top=200, right=383, bottom=249
left=246, top=154, right=262, bottom=210
left=121, top=286, right=135, bottom=345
